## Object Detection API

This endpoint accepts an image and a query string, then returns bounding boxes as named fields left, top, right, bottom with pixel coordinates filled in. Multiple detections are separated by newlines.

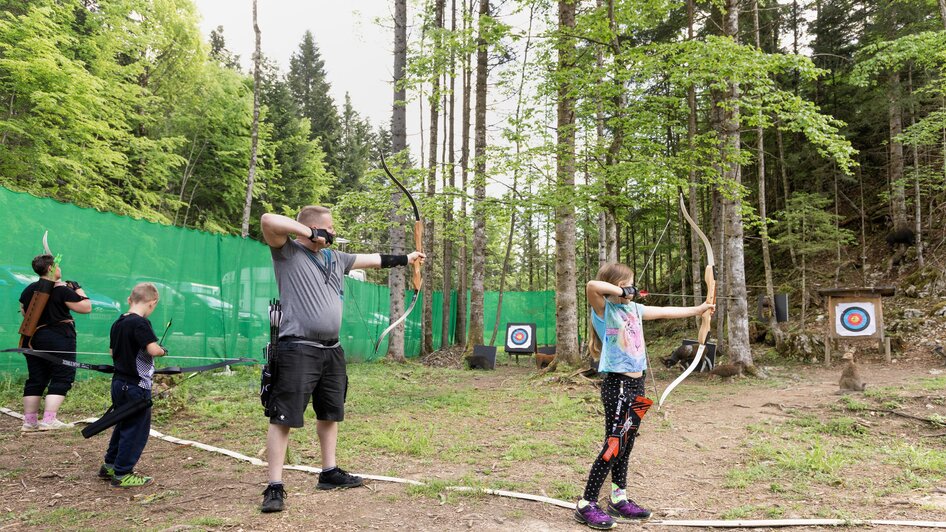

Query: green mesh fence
left=0, top=188, right=556, bottom=375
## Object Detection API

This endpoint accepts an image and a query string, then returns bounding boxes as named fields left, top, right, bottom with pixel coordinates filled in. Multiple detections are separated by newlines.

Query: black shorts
left=23, top=325, right=77, bottom=397
left=268, top=342, right=348, bottom=428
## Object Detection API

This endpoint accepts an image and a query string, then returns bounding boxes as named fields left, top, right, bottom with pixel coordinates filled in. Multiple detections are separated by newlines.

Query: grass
left=726, top=379, right=946, bottom=507
left=16, top=507, right=101, bottom=529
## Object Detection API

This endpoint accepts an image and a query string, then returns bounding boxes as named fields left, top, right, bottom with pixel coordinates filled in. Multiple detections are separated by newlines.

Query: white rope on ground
left=3, top=407, right=946, bottom=528
left=646, top=519, right=946, bottom=528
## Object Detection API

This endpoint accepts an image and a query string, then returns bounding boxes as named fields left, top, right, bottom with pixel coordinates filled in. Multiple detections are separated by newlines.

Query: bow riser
left=698, top=263, right=716, bottom=345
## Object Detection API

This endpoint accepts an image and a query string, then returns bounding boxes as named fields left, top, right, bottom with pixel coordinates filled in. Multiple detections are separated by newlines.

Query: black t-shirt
left=110, top=313, right=158, bottom=388
left=19, top=281, right=84, bottom=329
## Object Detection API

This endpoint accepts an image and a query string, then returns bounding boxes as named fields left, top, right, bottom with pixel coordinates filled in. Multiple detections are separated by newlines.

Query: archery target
left=505, top=323, right=536, bottom=353
left=835, top=302, right=876, bottom=337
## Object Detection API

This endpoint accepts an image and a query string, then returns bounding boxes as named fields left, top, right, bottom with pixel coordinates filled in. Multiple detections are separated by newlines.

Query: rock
left=905, top=285, right=918, bottom=298
left=778, top=332, right=825, bottom=360
left=935, top=306, right=946, bottom=317
left=903, top=308, right=924, bottom=319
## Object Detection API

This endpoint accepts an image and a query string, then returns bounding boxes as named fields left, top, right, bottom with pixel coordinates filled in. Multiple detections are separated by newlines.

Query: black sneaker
left=261, top=483, right=286, bottom=513
left=317, top=467, right=363, bottom=490
left=98, top=464, right=115, bottom=480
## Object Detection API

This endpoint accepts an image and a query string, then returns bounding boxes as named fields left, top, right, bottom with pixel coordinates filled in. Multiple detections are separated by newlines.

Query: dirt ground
left=2, top=357, right=945, bottom=531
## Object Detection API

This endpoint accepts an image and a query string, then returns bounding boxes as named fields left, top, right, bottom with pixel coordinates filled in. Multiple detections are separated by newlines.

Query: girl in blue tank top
left=574, top=262, right=714, bottom=529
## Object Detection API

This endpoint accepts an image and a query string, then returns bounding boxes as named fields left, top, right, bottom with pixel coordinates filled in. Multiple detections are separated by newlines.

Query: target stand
left=817, top=287, right=896, bottom=364
left=505, top=323, right=537, bottom=365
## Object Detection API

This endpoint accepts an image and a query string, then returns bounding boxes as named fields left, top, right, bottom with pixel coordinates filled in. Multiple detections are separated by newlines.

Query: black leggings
left=582, top=373, right=646, bottom=502
left=23, top=326, right=77, bottom=397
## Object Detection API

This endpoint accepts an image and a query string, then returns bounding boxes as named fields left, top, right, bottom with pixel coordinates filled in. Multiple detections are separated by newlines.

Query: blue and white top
left=592, top=300, right=647, bottom=373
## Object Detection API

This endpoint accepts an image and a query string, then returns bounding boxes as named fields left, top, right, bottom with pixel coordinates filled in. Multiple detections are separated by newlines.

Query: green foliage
left=0, top=1, right=340, bottom=237
left=773, top=192, right=856, bottom=259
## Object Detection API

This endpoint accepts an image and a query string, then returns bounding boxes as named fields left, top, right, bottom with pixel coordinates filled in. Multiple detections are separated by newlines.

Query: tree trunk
left=720, top=0, right=752, bottom=365
left=601, top=0, right=624, bottom=265
left=241, top=0, right=262, bottom=238
left=774, top=119, right=796, bottom=265
left=387, top=0, right=409, bottom=362
left=441, top=0, right=457, bottom=349
left=939, top=0, right=946, bottom=30
left=555, top=0, right=580, bottom=366
left=488, top=3, right=534, bottom=347
left=422, top=0, right=445, bottom=356
left=754, top=0, right=779, bottom=339
left=686, top=0, right=702, bottom=317
left=455, top=0, right=472, bottom=348
left=888, top=70, right=908, bottom=231
left=858, top=163, right=868, bottom=284
left=595, top=0, right=608, bottom=270
left=908, top=68, right=924, bottom=267
left=465, top=0, right=489, bottom=354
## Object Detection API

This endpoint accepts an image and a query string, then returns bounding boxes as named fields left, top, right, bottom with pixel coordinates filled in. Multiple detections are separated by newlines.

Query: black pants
left=582, top=373, right=646, bottom=502
left=23, top=325, right=77, bottom=397
left=104, top=379, right=152, bottom=476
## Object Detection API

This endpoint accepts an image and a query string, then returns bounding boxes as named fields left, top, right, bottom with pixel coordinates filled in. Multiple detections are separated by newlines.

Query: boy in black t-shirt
left=99, top=282, right=166, bottom=488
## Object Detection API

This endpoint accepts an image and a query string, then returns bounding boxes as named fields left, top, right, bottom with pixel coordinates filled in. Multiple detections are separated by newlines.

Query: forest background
left=1, top=0, right=944, bottom=365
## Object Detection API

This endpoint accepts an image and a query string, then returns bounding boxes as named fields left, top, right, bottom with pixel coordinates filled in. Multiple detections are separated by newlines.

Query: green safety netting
left=0, top=188, right=556, bottom=375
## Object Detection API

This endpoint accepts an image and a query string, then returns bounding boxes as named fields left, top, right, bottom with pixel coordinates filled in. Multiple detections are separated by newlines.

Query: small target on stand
left=505, top=322, right=536, bottom=353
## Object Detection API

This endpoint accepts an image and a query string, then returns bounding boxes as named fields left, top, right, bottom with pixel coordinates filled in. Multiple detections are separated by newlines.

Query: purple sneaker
left=574, top=501, right=616, bottom=530
left=607, top=498, right=652, bottom=520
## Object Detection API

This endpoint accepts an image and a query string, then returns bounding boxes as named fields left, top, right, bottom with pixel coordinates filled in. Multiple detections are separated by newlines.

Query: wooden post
left=884, top=337, right=891, bottom=363
left=825, top=296, right=833, bottom=365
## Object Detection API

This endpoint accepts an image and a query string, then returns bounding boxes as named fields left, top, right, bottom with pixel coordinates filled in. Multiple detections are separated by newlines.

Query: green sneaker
left=110, top=472, right=153, bottom=488
left=98, top=464, right=115, bottom=480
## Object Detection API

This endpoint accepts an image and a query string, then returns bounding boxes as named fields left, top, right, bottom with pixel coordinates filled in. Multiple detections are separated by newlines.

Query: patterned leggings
left=582, top=372, right=646, bottom=502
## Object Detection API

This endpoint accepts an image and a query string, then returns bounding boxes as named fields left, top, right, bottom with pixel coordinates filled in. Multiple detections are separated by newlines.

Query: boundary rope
left=3, top=408, right=946, bottom=527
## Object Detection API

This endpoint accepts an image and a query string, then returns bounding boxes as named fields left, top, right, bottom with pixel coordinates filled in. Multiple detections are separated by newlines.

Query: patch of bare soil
left=2, top=356, right=945, bottom=531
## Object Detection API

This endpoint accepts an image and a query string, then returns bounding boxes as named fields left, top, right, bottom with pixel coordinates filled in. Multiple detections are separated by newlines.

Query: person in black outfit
left=99, top=282, right=166, bottom=488
left=19, top=254, right=91, bottom=432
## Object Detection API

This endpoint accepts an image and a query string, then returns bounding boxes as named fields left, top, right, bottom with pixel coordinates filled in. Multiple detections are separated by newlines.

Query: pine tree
left=288, top=30, right=341, bottom=181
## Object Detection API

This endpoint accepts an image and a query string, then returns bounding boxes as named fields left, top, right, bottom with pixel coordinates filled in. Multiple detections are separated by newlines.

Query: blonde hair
left=129, top=282, right=159, bottom=304
left=588, top=263, right=635, bottom=362
left=297, top=205, right=331, bottom=227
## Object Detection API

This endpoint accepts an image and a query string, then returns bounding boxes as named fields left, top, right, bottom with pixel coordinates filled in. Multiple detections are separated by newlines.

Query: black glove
left=620, top=286, right=639, bottom=300
left=308, top=227, right=335, bottom=245
left=65, top=280, right=81, bottom=291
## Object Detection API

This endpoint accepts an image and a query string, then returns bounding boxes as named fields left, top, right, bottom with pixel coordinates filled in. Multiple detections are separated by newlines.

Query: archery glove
left=65, top=280, right=81, bottom=291
left=620, top=286, right=640, bottom=300
left=309, top=227, right=335, bottom=246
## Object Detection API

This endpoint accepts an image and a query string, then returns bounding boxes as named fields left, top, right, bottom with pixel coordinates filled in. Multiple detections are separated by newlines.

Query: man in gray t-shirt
left=258, top=205, right=424, bottom=513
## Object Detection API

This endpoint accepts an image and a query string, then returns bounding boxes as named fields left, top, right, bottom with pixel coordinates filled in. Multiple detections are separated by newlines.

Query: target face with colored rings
left=834, top=301, right=877, bottom=337
left=840, top=307, right=870, bottom=332
left=510, top=329, right=529, bottom=345
left=505, top=323, right=536, bottom=352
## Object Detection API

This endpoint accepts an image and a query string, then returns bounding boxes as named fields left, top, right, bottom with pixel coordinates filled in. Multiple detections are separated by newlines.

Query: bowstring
left=636, top=217, right=672, bottom=400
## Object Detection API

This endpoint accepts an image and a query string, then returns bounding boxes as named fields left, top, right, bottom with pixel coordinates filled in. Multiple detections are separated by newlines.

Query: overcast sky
left=192, top=1, right=547, bottom=197
left=194, top=1, right=400, bottom=133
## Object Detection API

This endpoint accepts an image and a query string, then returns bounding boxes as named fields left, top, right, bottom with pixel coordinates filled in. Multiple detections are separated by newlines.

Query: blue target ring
left=840, top=307, right=871, bottom=332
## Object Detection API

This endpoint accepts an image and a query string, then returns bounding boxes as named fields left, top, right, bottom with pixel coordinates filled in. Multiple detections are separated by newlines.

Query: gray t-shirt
left=271, top=239, right=356, bottom=341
